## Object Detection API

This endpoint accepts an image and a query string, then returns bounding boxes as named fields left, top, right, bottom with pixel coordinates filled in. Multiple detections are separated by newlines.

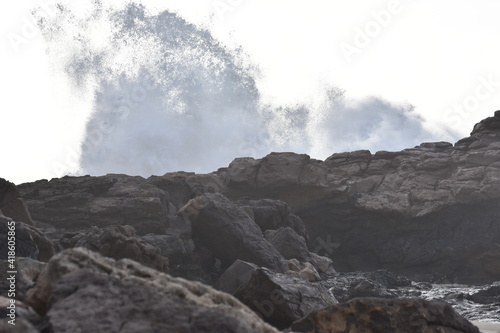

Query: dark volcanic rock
left=0, top=258, right=45, bottom=301
left=0, top=178, right=34, bottom=226
left=59, top=225, right=169, bottom=273
left=233, top=267, right=337, bottom=329
left=178, top=193, right=288, bottom=273
left=18, top=175, right=170, bottom=235
left=323, top=270, right=412, bottom=303
left=466, top=282, right=500, bottom=304
left=215, top=259, right=259, bottom=294
left=0, top=219, right=55, bottom=262
left=264, top=227, right=310, bottom=262
left=237, top=199, right=309, bottom=243
left=287, top=298, right=480, bottom=333
left=218, top=111, right=500, bottom=284
left=25, top=247, right=279, bottom=333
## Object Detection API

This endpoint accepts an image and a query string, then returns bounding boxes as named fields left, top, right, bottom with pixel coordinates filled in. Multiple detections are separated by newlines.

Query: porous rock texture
left=233, top=267, right=337, bottom=329
left=287, top=298, right=480, bottom=333
left=25, top=247, right=280, bottom=333
left=58, top=225, right=169, bottom=273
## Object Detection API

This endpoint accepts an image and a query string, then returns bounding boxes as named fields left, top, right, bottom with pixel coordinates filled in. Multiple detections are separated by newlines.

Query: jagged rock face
left=287, top=298, right=480, bottom=333
left=178, top=193, right=289, bottom=273
left=218, top=112, right=500, bottom=283
left=233, top=268, right=337, bottom=330
left=18, top=175, right=171, bottom=235
left=0, top=178, right=34, bottom=225
left=25, top=248, right=280, bottom=333
left=59, top=225, right=169, bottom=273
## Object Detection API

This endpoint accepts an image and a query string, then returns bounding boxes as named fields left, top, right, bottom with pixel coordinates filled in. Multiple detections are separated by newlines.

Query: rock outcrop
left=25, top=247, right=280, bottom=333
left=287, top=298, right=481, bottom=333
left=59, top=225, right=169, bottom=273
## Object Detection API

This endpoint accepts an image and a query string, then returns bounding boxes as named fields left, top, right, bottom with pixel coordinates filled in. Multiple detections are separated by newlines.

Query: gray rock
left=25, top=248, right=279, bottom=333
left=264, top=227, right=310, bottom=262
left=287, top=298, right=480, bottom=333
left=178, top=193, right=288, bottom=273
left=0, top=220, right=54, bottom=262
left=215, top=259, right=258, bottom=294
left=0, top=178, right=34, bottom=226
left=233, top=268, right=337, bottom=329
left=59, top=225, right=169, bottom=273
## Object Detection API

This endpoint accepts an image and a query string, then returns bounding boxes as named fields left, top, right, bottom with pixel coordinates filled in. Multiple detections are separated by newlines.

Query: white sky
left=1, top=0, right=500, bottom=184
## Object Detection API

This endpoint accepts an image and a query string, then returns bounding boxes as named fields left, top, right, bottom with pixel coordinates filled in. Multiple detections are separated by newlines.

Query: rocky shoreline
left=1, top=112, right=500, bottom=332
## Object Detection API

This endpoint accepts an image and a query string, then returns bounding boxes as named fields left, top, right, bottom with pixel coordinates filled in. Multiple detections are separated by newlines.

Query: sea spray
left=34, top=1, right=434, bottom=177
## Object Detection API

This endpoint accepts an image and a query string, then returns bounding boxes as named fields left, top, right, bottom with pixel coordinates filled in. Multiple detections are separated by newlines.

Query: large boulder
left=59, top=225, right=169, bottom=273
left=0, top=178, right=34, bottom=226
left=233, top=268, right=337, bottom=329
left=287, top=298, right=480, bottom=333
left=323, top=270, right=412, bottom=303
left=178, top=193, right=288, bottom=273
left=25, top=247, right=279, bottom=333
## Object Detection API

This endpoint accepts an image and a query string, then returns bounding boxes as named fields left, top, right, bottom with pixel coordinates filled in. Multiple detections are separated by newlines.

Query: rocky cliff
left=18, top=112, right=500, bottom=284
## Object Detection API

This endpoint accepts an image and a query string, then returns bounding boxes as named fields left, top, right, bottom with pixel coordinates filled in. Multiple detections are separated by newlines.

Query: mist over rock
left=17, top=111, right=500, bottom=284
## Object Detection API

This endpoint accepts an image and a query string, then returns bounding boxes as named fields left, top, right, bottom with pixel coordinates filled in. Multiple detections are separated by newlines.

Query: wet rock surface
left=25, top=248, right=280, bottom=333
left=233, top=267, right=337, bottom=329
left=287, top=298, right=481, bottom=333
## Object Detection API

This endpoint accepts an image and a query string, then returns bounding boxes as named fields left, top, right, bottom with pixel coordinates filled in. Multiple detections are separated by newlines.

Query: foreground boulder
left=287, top=298, right=480, bottom=333
left=59, top=225, right=169, bottom=273
left=178, top=193, right=288, bottom=273
left=233, top=268, right=337, bottom=329
left=25, top=247, right=279, bottom=333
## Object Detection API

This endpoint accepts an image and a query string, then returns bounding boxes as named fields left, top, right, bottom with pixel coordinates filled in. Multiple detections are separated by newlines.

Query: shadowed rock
left=25, top=247, right=280, bottom=333
left=287, top=298, right=480, bottom=333
left=59, top=225, right=169, bottom=273
left=178, top=193, right=288, bottom=273
left=0, top=178, right=34, bottom=226
left=233, top=268, right=337, bottom=329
